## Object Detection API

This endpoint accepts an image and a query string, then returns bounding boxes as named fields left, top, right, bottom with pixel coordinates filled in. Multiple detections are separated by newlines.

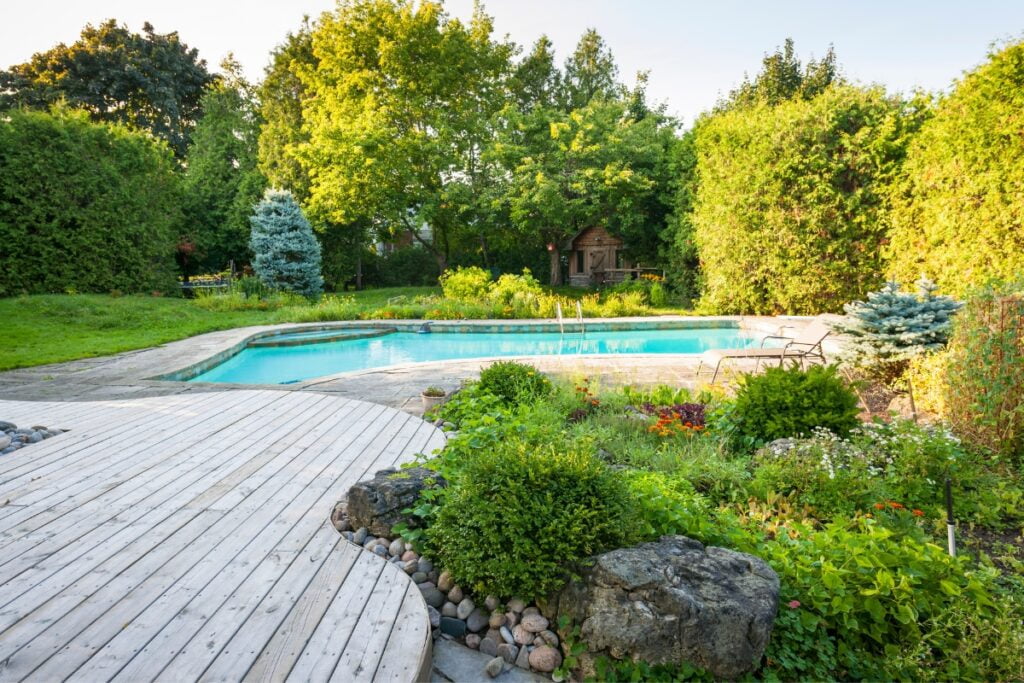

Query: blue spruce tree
left=832, top=278, right=962, bottom=384
left=249, top=189, right=323, bottom=299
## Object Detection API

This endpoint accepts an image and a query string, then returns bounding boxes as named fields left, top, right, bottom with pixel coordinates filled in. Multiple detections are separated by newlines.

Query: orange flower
left=873, top=503, right=886, bottom=510
left=912, top=509, right=924, bottom=517
left=889, top=501, right=905, bottom=510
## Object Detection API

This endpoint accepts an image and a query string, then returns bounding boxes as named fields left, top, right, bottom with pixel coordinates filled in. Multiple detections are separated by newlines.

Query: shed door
left=588, top=248, right=608, bottom=272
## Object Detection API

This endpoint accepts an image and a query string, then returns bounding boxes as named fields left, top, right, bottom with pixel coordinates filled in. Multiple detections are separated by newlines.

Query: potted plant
left=421, top=386, right=447, bottom=413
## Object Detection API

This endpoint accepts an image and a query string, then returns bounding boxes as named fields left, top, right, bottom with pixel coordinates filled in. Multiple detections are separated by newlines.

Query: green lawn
left=0, top=286, right=687, bottom=371
left=0, top=289, right=441, bottom=371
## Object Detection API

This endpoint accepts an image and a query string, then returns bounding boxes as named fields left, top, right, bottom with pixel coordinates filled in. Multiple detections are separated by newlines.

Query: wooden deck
left=0, top=390, right=445, bottom=682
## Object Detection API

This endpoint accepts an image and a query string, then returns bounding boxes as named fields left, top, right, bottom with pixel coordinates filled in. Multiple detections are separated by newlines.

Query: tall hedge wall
left=691, top=86, right=920, bottom=314
left=887, top=40, right=1024, bottom=297
left=0, top=108, right=181, bottom=295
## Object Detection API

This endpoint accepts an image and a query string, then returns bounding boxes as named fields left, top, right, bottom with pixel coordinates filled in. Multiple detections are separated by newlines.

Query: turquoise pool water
left=189, top=327, right=760, bottom=385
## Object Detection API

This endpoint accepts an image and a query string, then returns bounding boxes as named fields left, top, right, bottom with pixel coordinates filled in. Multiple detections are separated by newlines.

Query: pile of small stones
left=0, top=421, right=65, bottom=455
left=334, top=517, right=564, bottom=678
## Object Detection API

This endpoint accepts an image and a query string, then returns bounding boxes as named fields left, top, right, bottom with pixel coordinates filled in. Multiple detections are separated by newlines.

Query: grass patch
left=0, top=285, right=689, bottom=371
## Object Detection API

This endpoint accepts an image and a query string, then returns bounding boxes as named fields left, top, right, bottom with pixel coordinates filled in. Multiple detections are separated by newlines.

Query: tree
left=832, top=279, right=962, bottom=384
left=664, top=125, right=702, bottom=303
left=509, top=36, right=561, bottom=111
left=249, top=189, right=323, bottom=299
left=692, top=86, right=922, bottom=314
left=181, top=58, right=266, bottom=276
left=297, top=0, right=513, bottom=272
left=561, top=29, right=620, bottom=110
left=887, top=39, right=1024, bottom=297
left=0, top=20, right=213, bottom=158
left=0, top=107, right=181, bottom=295
left=495, top=98, right=672, bottom=284
left=258, top=20, right=316, bottom=201
left=721, top=38, right=840, bottom=110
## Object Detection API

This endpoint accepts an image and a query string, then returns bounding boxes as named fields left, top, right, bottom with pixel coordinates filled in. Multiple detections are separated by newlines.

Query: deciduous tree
left=0, top=20, right=213, bottom=158
left=181, top=58, right=266, bottom=275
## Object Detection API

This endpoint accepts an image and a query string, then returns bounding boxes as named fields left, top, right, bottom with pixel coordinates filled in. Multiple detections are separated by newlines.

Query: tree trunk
left=356, top=254, right=363, bottom=291
left=549, top=249, right=561, bottom=286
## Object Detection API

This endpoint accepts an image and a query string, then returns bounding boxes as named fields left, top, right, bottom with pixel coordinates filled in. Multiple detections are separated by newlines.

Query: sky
left=3, top=0, right=1023, bottom=125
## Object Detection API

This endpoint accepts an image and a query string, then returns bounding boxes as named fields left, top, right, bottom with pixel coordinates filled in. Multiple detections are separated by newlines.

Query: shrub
left=887, top=39, right=1024, bottom=297
left=249, top=189, right=323, bottom=299
left=944, top=283, right=1024, bottom=461
left=832, top=278, right=961, bottom=385
left=439, top=266, right=492, bottom=301
left=724, top=365, right=860, bottom=451
left=621, top=470, right=732, bottom=546
left=757, top=518, right=1013, bottom=680
left=488, top=269, right=543, bottom=305
left=749, top=420, right=1017, bottom=527
left=0, top=107, right=181, bottom=295
left=477, top=361, right=552, bottom=406
left=364, top=246, right=440, bottom=287
left=427, top=437, right=630, bottom=599
left=691, top=86, right=921, bottom=314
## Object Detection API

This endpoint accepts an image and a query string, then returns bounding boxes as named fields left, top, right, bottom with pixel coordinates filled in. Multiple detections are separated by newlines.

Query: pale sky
left=3, top=0, right=1023, bottom=125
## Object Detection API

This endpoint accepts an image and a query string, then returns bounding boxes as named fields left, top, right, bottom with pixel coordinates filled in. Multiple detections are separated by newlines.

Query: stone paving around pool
left=0, top=316, right=836, bottom=413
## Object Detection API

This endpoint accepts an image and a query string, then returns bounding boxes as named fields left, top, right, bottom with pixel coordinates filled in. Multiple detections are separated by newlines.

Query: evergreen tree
left=561, top=29, right=620, bottom=110
left=249, top=189, right=323, bottom=298
left=831, top=278, right=962, bottom=384
left=720, top=38, right=840, bottom=111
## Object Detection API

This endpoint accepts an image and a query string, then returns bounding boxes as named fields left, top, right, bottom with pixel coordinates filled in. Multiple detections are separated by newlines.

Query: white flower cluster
left=761, top=419, right=962, bottom=480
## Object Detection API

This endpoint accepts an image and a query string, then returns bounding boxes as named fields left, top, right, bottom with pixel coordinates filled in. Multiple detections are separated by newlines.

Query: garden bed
left=333, top=360, right=1024, bottom=681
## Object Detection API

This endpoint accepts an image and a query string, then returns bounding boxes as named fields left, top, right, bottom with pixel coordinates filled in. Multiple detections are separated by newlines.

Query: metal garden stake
left=945, top=477, right=956, bottom=557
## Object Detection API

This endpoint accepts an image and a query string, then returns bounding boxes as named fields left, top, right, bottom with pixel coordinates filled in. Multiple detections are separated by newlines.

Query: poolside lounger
left=696, top=319, right=832, bottom=384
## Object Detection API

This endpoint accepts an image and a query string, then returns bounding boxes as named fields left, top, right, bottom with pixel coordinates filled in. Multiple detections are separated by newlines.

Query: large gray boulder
left=550, top=535, right=779, bottom=679
left=345, top=467, right=445, bottom=537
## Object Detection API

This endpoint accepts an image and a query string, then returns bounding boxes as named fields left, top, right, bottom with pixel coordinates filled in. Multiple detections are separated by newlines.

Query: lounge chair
left=696, top=319, right=832, bottom=383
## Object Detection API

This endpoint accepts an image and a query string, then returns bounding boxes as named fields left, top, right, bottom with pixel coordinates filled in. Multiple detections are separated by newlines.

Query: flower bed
left=332, top=360, right=1024, bottom=680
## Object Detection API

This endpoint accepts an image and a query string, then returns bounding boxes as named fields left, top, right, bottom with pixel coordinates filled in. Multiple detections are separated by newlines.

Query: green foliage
left=944, top=283, right=1024, bottom=461
left=724, top=365, right=860, bottom=451
left=887, top=39, right=1024, bottom=297
left=477, top=361, right=553, bottom=406
left=297, top=0, right=513, bottom=271
left=757, top=518, right=1012, bottom=680
left=621, top=471, right=731, bottom=546
left=0, top=108, right=181, bottom=296
left=0, top=20, right=213, bottom=158
left=489, top=270, right=544, bottom=305
left=439, top=266, right=492, bottom=301
left=182, top=59, right=267, bottom=273
left=363, top=247, right=439, bottom=287
left=560, top=29, right=620, bottom=110
left=427, top=436, right=630, bottom=599
left=692, top=85, right=922, bottom=314
left=721, top=38, right=841, bottom=110
left=749, top=420, right=1019, bottom=527
left=248, top=189, right=323, bottom=299
left=258, top=20, right=315, bottom=201
left=496, top=98, right=676, bottom=281
left=832, top=278, right=962, bottom=383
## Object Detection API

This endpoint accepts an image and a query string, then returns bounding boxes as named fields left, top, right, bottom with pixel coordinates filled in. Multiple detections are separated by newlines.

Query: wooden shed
left=565, top=226, right=631, bottom=287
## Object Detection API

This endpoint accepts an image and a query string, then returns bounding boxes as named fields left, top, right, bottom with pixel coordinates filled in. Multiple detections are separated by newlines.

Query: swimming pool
left=187, top=326, right=763, bottom=385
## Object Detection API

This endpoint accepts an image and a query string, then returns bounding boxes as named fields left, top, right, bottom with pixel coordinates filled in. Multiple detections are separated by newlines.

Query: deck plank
left=0, top=391, right=436, bottom=683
